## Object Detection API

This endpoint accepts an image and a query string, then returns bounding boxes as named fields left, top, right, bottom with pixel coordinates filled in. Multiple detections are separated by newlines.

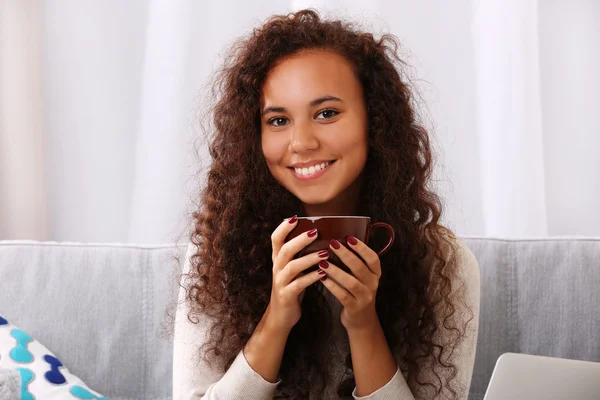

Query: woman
left=173, top=9, right=480, bottom=400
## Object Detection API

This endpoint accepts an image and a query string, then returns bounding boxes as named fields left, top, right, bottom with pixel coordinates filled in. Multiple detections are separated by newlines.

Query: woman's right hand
left=265, top=215, right=329, bottom=332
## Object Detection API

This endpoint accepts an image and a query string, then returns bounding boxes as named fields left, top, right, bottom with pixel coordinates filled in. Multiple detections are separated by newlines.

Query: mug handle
left=371, top=222, right=395, bottom=256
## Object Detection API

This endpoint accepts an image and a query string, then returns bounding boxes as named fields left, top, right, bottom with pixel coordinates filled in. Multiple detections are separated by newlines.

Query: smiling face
left=260, top=49, right=369, bottom=216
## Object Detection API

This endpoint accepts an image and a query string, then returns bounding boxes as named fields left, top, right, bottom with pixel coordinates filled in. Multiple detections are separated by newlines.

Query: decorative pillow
left=0, top=315, right=107, bottom=400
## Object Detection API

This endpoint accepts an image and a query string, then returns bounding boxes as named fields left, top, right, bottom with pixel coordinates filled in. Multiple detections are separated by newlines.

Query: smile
left=290, top=160, right=336, bottom=181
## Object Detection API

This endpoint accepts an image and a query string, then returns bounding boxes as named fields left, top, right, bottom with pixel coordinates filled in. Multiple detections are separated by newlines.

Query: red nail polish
left=320, top=276, right=327, bottom=281
left=308, top=228, right=318, bottom=237
left=319, top=260, right=329, bottom=269
left=330, top=239, right=341, bottom=249
left=348, top=236, right=358, bottom=245
left=318, top=269, right=327, bottom=275
left=318, top=250, right=329, bottom=258
left=288, top=215, right=297, bottom=224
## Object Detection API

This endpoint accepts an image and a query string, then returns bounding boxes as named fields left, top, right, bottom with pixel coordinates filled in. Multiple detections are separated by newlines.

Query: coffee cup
left=284, top=216, right=395, bottom=274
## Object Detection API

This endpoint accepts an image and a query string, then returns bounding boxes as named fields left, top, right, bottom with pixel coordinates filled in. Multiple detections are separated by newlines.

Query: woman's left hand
left=319, top=236, right=382, bottom=332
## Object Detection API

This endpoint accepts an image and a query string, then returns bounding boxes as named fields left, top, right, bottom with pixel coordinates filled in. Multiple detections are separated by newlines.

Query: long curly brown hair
left=183, top=9, right=472, bottom=400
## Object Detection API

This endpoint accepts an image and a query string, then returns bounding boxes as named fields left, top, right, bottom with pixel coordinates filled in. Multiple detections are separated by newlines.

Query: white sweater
left=173, top=238, right=480, bottom=399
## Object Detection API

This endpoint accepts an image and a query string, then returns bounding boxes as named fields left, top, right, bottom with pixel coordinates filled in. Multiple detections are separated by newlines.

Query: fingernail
left=330, top=239, right=341, bottom=249
left=308, top=228, right=318, bottom=237
left=318, top=269, right=327, bottom=275
left=319, top=260, right=329, bottom=269
left=288, top=215, right=298, bottom=224
left=318, top=250, right=329, bottom=258
left=320, top=276, right=327, bottom=281
left=348, top=236, right=358, bottom=245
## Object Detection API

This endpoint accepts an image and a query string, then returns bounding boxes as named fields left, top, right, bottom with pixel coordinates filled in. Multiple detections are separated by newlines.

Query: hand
left=318, top=237, right=381, bottom=332
left=266, top=216, right=330, bottom=332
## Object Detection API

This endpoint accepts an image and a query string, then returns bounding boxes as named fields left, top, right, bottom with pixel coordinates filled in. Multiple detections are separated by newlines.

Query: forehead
left=261, top=50, right=361, bottom=104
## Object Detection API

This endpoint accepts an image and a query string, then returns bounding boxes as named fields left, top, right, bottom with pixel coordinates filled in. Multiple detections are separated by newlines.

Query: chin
left=297, top=197, right=333, bottom=206
left=292, top=190, right=337, bottom=206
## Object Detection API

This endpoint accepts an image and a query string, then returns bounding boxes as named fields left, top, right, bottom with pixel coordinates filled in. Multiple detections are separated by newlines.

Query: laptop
left=483, top=353, right=600, bottom=400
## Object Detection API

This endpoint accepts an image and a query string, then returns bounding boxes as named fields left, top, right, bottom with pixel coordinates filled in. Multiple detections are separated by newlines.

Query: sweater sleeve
left=449, top=238, right=480, bottom=399
left=173, top=243, right=280, bottom=400
left=351, top=366, right=414, bottom=399
left=352, top=236, right=481, bottom=400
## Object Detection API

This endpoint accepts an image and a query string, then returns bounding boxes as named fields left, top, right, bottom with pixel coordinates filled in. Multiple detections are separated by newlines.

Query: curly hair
left=183, top=9, right=472, bottom=400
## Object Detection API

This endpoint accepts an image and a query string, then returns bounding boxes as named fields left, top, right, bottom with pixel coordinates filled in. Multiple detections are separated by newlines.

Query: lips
left=290, top=160, right=337, bottom=181
left=289, top=160, right=336, bottom=170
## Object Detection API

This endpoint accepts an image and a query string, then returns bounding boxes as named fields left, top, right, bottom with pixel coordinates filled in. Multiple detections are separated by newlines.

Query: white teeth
left=294, top=161, right=332, bottom=176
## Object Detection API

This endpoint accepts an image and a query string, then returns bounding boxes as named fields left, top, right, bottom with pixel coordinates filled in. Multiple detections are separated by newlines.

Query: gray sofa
left=1, top=238, right=599, bottom=400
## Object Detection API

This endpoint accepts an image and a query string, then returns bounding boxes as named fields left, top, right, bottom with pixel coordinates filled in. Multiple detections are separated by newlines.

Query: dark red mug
left=284, top=216, right=395, bottom=274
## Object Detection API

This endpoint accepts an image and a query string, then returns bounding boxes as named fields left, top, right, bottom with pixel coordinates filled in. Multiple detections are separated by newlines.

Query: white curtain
left=1, top=0, right=598, bottom=243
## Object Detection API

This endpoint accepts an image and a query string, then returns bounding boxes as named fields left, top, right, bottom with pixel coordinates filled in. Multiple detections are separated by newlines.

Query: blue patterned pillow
left=0, top=315, right=107, bottom=400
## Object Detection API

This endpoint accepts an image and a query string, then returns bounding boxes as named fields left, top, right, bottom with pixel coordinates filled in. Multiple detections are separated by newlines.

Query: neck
left=302, top=173, right=365, bottom=217
left=303, top=198, right=358, bottom=217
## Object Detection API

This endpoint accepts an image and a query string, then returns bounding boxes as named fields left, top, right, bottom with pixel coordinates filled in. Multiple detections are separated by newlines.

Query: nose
left=289, top=121, right=319, bottom=153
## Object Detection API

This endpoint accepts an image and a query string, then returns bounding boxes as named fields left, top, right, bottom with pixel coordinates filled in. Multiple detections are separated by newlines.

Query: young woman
left=173, top=9, right=480, bottom=400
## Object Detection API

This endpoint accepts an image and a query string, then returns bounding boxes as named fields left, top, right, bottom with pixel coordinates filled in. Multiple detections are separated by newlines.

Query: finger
left=318, top=260, right=366, bottom=300
left=271, top=215, right=299, bottom=262
left=274, top=228, right=319, bottom=271
left=346, top=236, right=382, bottom=277
left=280, top=250, right=329, bottom=286
left=329, top=239, right=374, bottom=283
left=319, top=271, right=356, bottom=308
left=287, top=269, right=326, bottom=297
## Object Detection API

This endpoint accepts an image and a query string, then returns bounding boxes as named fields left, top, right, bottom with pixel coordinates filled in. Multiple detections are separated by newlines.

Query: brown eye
left=315, top=109, right=339, bottom=120
left=268, top=117, right=288, bottom=127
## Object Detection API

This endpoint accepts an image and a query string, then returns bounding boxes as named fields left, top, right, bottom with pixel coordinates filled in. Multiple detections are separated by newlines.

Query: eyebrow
left=261, top=95, right=343, bottom=116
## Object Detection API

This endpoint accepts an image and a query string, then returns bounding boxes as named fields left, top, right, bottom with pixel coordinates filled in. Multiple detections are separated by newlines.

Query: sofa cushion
left=0, top=315, right=106, bottom=399
left=464, top=237, right=600, bottom=400
left=0, top=241, right=187, bottom=400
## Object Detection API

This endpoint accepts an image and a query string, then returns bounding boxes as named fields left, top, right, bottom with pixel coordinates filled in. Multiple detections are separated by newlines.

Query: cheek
left=330, top=123, right=368, bottom=157
left=337, top=132, right=369, bottom=175
left=261, top=133, right=286, bottom=166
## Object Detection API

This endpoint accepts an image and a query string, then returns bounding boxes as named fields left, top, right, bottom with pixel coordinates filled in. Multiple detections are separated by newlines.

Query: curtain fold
left=472, top=0, right=548, bottom=236
left=0, top=0, right=48, bottom=240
